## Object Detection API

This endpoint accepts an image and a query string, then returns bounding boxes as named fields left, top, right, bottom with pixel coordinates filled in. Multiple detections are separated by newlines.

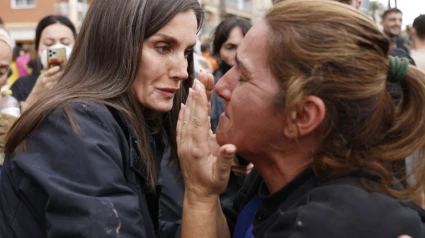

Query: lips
left=223, top=107, right=230, bottom=119
left=158, top=87, right=178, bottom=98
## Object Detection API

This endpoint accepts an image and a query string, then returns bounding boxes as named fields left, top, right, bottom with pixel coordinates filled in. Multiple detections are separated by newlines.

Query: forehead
left=224, top=27, right=244, bottom=44
left=154, top=10, right=198, bottom=44
left=385, top=12, right=402, bottom=20
left=40, top=23, right=74, bottom=40
left=237, top=20, right=270, bottom=69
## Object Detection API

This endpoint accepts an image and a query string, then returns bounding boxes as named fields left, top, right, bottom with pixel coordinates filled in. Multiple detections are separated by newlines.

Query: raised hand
left=177, top=79, right=236, bottom=203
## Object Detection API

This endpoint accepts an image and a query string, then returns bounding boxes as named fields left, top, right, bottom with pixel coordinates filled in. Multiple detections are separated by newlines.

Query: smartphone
left=47, top=48, right=67, bottom=69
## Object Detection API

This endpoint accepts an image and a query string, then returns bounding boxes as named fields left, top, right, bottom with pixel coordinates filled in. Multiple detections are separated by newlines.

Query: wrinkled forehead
left=237, top=20, right=271, bottom=66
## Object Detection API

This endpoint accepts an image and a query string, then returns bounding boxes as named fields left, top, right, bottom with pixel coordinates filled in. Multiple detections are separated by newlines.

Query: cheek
left=38, top=44, right=47, bottom=53
left=220, top=49, right=236, bottom=66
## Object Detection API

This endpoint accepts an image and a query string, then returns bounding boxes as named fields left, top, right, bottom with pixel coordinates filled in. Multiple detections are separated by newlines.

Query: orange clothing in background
left=201, top=52, right=218, bottom=72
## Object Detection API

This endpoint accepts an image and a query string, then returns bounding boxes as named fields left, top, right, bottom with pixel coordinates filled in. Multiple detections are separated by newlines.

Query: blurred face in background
left=38, top=23, right=75, bottom=69
left=382, top=12, right=403, bottom=36
left=219, top=26, right=244, bottom=66
left=38, top=23, right=75, bottom=53
left=0, top=41, right=12, bottom=86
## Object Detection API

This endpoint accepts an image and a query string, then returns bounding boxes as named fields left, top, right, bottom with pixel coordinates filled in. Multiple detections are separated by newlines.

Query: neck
left=384, top=31, right=398, bottom=40
left=413, top=37, right=425, bottom=51
left=248, top=149, right=312, bottom=194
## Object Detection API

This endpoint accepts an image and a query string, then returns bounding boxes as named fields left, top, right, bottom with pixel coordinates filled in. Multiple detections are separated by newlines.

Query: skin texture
left=132, top=10, right=197, bottom=112
left=381, top=12, right=403, bottom=36
left=218, top=27, right=244, bottom=66
left=215, top=21, right=285, bottom=157
left=0, top=41, right=12, bottom=86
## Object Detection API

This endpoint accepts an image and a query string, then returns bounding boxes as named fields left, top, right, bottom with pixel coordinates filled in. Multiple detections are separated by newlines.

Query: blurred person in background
left=16, top=43, right=33, bottom=77
left=0, top=28, right=15, bottom=175
left=178, top=0, right=425, bottom=237
left=410, top=14, right=425, bottom=71
left=7, top=47, right=21, bottom=86
left=11, top=15, right=76, bottom=112
left=0, top=0, right=206, bottom=237
left=201, top=41, right=217, bottom=72
left=381, top=9, right=411, bottom=56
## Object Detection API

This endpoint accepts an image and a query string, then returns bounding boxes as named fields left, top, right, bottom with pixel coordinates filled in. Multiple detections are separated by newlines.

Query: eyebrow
left=155, top=32, right=196, bottom=49
left=43, top=37, right=72, bottom=42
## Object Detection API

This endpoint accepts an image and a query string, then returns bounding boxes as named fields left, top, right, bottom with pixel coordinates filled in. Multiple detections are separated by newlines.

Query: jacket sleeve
left=11, top=103, right=145, bottom=238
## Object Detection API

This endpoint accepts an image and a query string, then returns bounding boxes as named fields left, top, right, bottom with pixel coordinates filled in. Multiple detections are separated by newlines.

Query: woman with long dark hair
left=0, top=0, right=205, bottom=237
left=11, top=15, right=76, bottom=112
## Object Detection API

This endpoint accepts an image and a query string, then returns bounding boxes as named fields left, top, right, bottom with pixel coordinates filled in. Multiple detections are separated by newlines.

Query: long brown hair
left=265, top=0, right=425, bottom=199
left=6, top=0, right=204, bottom=189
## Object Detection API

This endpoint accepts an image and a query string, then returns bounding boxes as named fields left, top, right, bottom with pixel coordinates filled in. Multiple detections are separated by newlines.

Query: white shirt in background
left=411, top=50, right=425, bottom=72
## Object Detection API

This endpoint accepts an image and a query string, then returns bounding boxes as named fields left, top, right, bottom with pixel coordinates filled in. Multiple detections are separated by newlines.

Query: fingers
left=38, top=66, right=62, bottom=90
left=43, top=66, right=61, bottom=77
left=231, top=158, right=253, bottom=177
left=190, top=80, right=211, bottom=148
left=196, top=71, right=214, bottom=102
left=214, top=145, right=236, bottom=182
left=176, top=103, right=186, bottom=147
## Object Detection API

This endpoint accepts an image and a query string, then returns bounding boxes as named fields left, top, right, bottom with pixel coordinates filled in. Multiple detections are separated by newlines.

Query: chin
left=145, top=102, right=174, bottom=113
left=215, top=129, right=229, bottom=146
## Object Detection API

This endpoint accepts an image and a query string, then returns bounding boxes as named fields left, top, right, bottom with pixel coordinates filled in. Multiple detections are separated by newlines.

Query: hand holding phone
left=47, top=48, right=67, bottom=69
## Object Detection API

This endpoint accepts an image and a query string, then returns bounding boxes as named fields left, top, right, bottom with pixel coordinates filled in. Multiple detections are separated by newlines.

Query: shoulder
left=49, top=101, right=114, bottom=123
left=9, top=101, right=129, bottom=178
left=11, top=74, right=39, bottom=101
left=18, top=100, right=127, bottom=154
left=12, top=74, right=38, bottom=86
left=268, top=178, right=425, bottom=237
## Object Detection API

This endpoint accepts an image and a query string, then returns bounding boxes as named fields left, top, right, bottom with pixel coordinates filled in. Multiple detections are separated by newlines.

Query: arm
left=182, top=196, right=230, bottom=238
left=12, top=103, right=144, bottom=237
left=177, top=78, right=234, bottom=238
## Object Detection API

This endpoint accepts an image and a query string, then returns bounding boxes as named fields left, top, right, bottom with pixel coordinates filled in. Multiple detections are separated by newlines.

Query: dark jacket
left=0, top=101, right=160, bottom=238
left=158, top=139, right=245, bottom=238
left=224, top=168, right=425, bottom=237
left=10, top=72, right=39, bottom=102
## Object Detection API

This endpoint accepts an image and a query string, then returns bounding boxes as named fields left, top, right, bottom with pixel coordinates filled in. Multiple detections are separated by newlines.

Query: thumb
left=214, top=145, right=236, bottom=181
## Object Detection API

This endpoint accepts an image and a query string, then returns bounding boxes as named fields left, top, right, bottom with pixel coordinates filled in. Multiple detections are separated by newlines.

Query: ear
left=411, top=28, right=417, bottom=37
left=283, top=96, right=326, bottom=139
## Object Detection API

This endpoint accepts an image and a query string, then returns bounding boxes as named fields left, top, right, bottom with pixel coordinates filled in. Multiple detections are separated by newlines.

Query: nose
left=215, top=67, right=236, bottom=102
left=170, top=54, right=189, bottom=81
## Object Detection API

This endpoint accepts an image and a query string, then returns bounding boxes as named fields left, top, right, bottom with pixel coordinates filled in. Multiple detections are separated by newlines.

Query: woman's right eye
left=225, top=45, right=236, bottom=50
left=156, top=45, right=170, bottom=54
